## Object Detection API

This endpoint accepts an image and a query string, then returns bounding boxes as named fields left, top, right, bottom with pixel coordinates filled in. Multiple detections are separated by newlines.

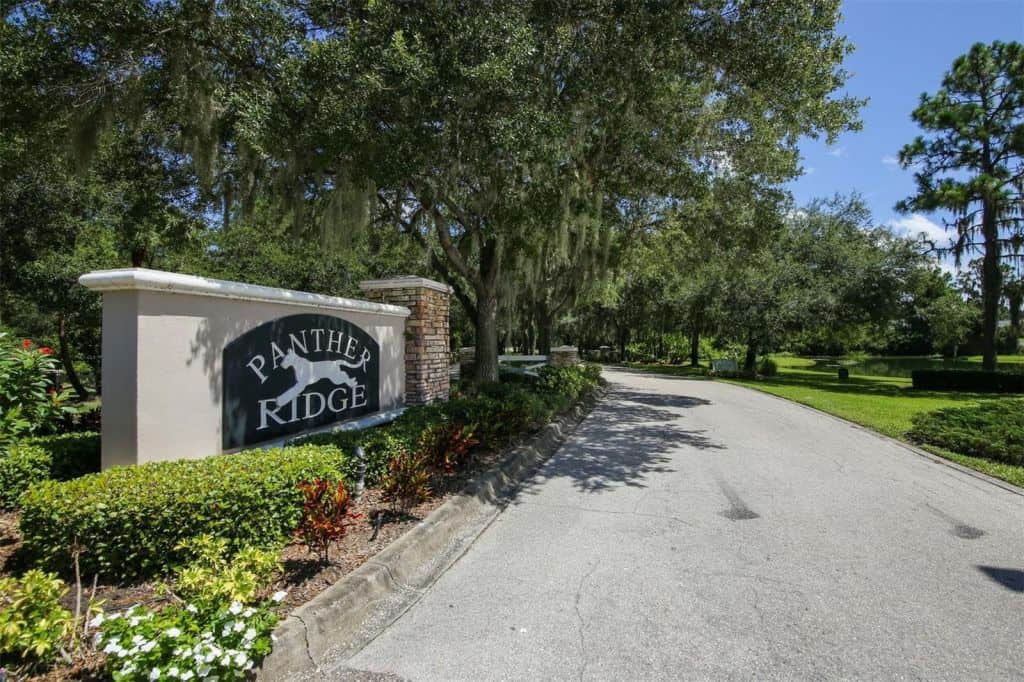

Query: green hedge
left=23, top=432, right=101, bottom=480
left=908, top=400, right=1024, bottom=466
left=298, top=365, right=601, bottom=477
left=0, top=433, right=100, bottom=509
left=19, top=365, right=602, bottom=581
left=911, top=369, right=1024, bottom=393
left=19, top=444, right=347, bottom=581
left=0, top=443, right=51, bottom=509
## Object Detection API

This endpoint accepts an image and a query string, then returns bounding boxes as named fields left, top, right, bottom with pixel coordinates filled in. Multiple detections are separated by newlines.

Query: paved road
left=344, top=368, right=1024, bottom=680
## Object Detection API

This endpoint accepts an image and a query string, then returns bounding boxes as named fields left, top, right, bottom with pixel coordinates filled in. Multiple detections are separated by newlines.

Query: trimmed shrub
left=23, top=432, right=101, bottom=480
left=758, top=358, right=778, bottom=377
left=18, top=444, right=347, bottom=581
left=0, top=443, right=51, bottom=509
left=911, top=369, right=1024, bottom=393
left=908, top=400, right=1024, bottom=466
left=0, top=433, right=101, bottom=509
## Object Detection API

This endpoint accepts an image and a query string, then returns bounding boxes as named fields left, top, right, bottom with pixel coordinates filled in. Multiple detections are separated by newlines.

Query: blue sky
left=788, top=0, right=1024, bottom=270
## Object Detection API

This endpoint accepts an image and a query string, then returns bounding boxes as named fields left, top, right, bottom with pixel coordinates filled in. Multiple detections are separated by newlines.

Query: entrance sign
left=223, top=314, right=380, bottom=448
left=77, top=268, right=436, bottom=469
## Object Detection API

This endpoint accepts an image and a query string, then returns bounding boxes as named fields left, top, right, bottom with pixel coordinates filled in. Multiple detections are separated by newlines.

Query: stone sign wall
left=80, top=269, right=450, bottom=469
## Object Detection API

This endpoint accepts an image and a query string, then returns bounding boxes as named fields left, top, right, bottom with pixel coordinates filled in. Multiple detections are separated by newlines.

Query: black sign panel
left=222, top=314, right=380, bottom=449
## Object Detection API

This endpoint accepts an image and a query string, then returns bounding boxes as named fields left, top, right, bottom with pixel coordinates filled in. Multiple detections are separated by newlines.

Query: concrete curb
left=257, top=393, right=601, bottom=680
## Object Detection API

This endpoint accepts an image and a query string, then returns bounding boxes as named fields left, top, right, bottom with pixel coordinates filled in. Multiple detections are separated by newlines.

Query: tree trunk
left=980, top=198, right=1002, bottom=371
left=689, top=328, right=700, bottom=367
left=744, top=336, right=757, bottom=373
left=536, top=300, right=553, bottom=356
left=57, top=314, right=89, bottom=399
left=474, top=291, right=500, bottom=383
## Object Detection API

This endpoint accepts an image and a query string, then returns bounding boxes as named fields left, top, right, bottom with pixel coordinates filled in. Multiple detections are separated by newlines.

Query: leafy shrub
left=23, top=431, right=101, bottom=479
left=0, top=442, right=51, bottom=509
left=911, top=369, right=1024, bottom=393
left=418, top=422, right=478, bottom=476
left=97, top=597, right=281, bottom=682
left=382, top=444, right=432, bottom=512
left=758, top=358, right=778, bottom=377
left=0, top=333, right=75, bottom=445
left=0, top=570, right=76, bottom=667
left=18, top=444, right=348, bottom=581
left=908, top=400, right=1024, bottom=465
left=0, top=433, right=100, bottom=510
left=294, top=479, right=359, bottom=563
left=172, top=536, right=282, bottom=612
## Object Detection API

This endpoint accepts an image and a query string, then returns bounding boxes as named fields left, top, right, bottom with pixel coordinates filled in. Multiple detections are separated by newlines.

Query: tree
left=924, top=291, right=980, bottom=359
left=897, top=41, right=1024, bottom=371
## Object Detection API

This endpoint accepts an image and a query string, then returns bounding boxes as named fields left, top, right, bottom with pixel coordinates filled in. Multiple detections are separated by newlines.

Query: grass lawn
left=625, top=356, right=1024, bottom=488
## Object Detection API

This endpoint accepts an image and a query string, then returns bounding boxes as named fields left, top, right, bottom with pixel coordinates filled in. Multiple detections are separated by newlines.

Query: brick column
left=359, top=276, right=452, bottom=405
left=550, top=345, right=579, bottom=367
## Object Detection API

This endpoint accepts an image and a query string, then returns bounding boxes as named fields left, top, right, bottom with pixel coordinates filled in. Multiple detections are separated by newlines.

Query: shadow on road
left=514, top=387, right=724, bottom=498
left=977, top=565, right=1024, bottom=592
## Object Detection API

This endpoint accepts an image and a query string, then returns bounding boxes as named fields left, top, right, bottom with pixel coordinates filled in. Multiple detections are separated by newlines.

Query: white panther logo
left=275, top=348, right=367, bottom=407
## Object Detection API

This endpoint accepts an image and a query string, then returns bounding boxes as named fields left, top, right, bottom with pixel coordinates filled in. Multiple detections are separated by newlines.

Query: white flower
left=271, top=590, right=287, bottom=603
left=220, top=654, right=232, bottom=667
left=104, top=642, right=121, bottom=655
left=271, top=634, right=278, bottom=642
left=168, top=667, right=180, bottom=678
left=244, top=659, right=254, bottom=670
left=197, top=666, right=212, bottom=677
left=242, top=627, right=257, bottom=642
left=89, top=613, right=105, bottom=628
left=122, top=662, right=136, bottom=675
left=242, top=607, right=255, bottom=618
left=132, top=634, right=146, bottom=646
left=130, top=616, right=143, bottom=626
left=233, top=621, right=245, bottom=633
left=228, top=601, right=243, bottom=615
left=181, top=671, right=195, bottom=681
left=166, top=627, right=182, bottom=638
left=186, top=603, right=199, bottom=614
left=222, top=624, right=233, bottom=638
left=234, top=651, right=247, bottom=667
left=141, top=640, right=157, bottom=653
left=149, top=668, right=162, bottom=681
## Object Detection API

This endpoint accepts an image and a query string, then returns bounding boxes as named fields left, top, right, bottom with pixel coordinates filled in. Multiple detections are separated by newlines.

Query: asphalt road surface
left=342, top=367, right=1024, bottom=680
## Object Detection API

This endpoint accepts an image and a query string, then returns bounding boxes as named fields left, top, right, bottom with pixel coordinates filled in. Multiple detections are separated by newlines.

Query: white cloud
left=826, top=146, right=846, bottom=158
left=881, top=155, right=899, bottom=167
left=888, top=213, right=949, bottom=244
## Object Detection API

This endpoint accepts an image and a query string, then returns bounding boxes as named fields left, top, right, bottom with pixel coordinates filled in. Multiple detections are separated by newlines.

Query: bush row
left=17, top=364, right=602, bottom=581
left=0, top=433, right=100, bottom=509
left=298, top=364, right=602, bottom=488
left=911, top=369, right=1024, bottom=393
left=18, top=444, right=348, bottom=580
left=908, top=400, right=1024, bottom=466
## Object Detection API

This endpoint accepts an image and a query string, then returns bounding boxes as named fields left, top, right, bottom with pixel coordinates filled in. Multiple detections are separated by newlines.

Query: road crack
left=574, top=559, right=601, bottom=682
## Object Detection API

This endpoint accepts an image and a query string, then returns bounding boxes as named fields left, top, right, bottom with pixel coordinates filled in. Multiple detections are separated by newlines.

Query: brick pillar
left=550, top=346, right=579, bottom=367
left=359, top=276, right=451, bottom=405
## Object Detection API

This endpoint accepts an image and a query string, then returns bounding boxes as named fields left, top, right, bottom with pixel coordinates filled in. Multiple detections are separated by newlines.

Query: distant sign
left=222, top=314, right=380, bottom=448
left=712, top=359, right=738, bottom=373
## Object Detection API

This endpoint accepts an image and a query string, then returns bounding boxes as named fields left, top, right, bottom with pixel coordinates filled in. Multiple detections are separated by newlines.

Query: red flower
left=38, top=347, right=54, bottom=356
left=20, top=339, right=33, bottom=349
